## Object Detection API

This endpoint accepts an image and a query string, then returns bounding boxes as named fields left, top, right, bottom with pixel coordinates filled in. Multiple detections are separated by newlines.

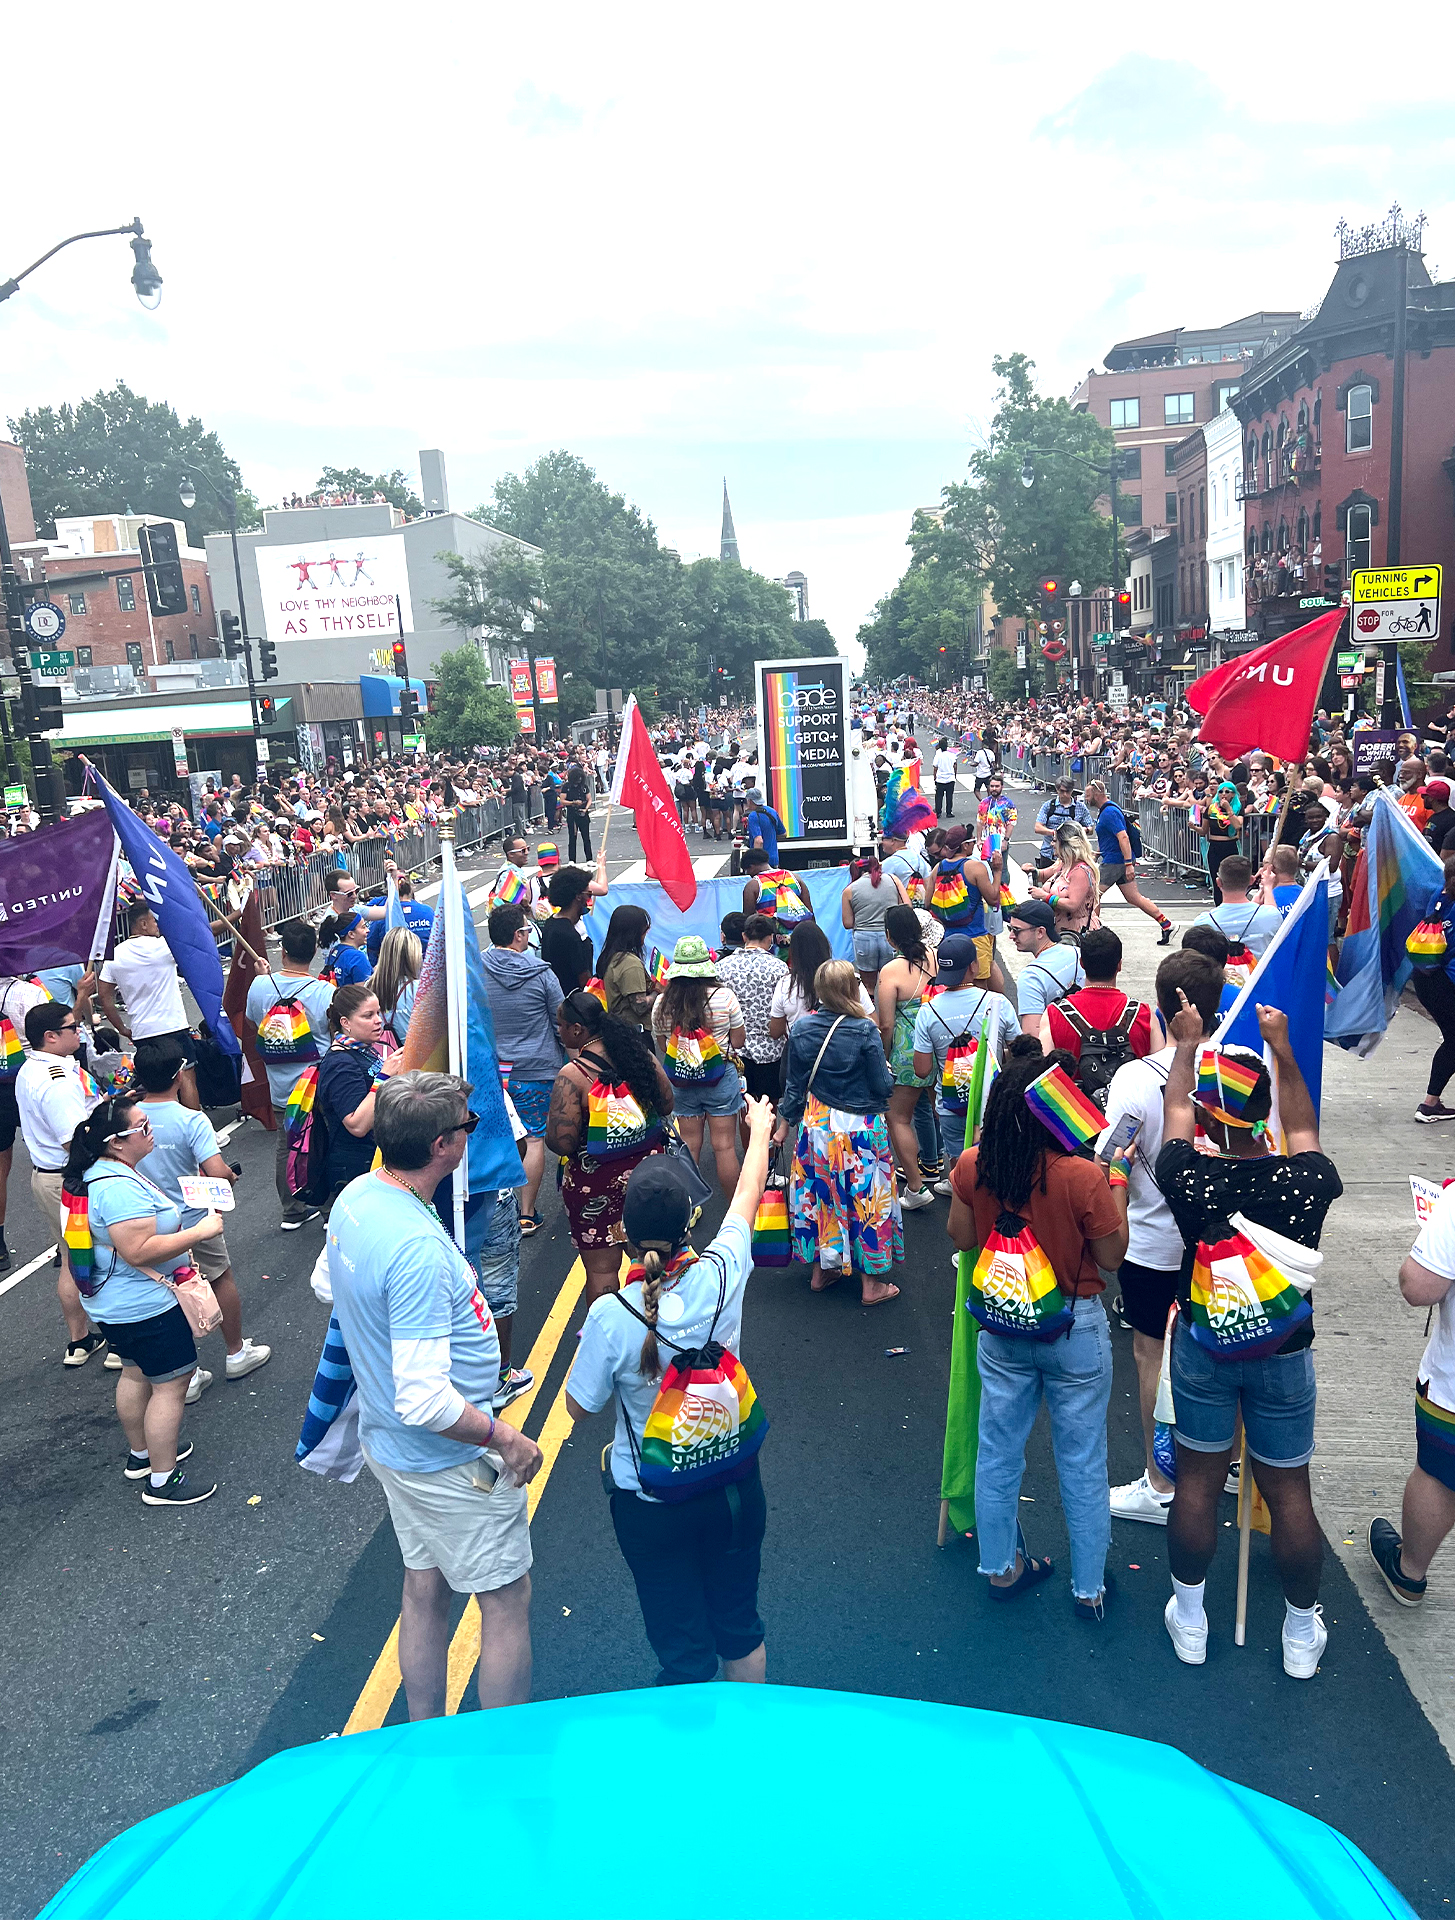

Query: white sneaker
left=900, top=1186, right=934, bottom=1211
left=1111, top=1471, right=1173, bottom=1525
left=932, top=1178, right=955, bottom=1197
left=184, top=1367, right=214, bottom=1405
left=103, top=1350, right=124, bottom=1371
left=1164, top=1593, right=1208, bottom=1665
left=1282, top=1605, right=1327, bottom=1680
left=225, top=1339, right=272, bottom=1381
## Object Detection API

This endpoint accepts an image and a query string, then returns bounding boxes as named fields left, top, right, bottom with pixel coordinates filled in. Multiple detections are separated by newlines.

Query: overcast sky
left=4, top=2, right=1451, bottom=665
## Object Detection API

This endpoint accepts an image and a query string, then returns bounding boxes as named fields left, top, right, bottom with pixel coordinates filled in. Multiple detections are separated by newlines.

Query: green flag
left=940, top=1249, right=981, bottom=1536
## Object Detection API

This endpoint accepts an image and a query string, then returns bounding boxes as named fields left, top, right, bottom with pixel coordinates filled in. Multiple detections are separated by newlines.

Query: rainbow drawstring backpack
left=1188, top=1212, right=1318, bottom=1361
left=584, top=977, right=608, bottom=1009
left=584, top=1075, right=663, bottom=1160
left=665, top=1023, right=726, bottom=1086
left=929, top=858, right=977, bottom=931
left=1408, top=917, right=1449, bottom=972
left=0, top=976, right=48, bottom=1081
left=255, top=992, right=320, bottom=1062
left=613, top=1253, right=769, bottom=1501
left=969, top=1209, right=1075, bottom=1342
left=62, top=1186, right=98, bottom=1297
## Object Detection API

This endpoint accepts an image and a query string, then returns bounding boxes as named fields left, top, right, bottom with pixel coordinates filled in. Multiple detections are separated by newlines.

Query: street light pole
left=180, top=471, right=260, bottom=743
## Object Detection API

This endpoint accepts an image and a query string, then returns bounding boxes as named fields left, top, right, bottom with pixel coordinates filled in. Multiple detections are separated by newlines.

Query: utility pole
left=0, top=495, right=62, bottom=820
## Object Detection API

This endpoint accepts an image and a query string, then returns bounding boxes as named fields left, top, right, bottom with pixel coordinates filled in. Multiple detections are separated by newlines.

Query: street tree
left=8, top=380, right=259, bottom=546
left=314, top=465, right=423, bottom=517
left=424, top=644, right=520, bottom=753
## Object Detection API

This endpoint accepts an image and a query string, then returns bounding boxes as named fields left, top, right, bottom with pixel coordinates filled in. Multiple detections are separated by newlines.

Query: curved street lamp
left=0, top=216, right=162, bottom=308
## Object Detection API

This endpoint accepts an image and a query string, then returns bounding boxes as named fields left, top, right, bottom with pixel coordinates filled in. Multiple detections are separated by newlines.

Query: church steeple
left=720, top=479, right=740, bottom=565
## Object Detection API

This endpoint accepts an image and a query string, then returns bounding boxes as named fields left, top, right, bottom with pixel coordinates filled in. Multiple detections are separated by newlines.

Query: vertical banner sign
left=517, top=707, right=537, bottom=735
left=754, top=655, right=850, bottom=846
left=170, top=726, right=188, bottom=776
left=509, top=660, right=534, bottom=707
left=534, top=657, right=558, bottom=704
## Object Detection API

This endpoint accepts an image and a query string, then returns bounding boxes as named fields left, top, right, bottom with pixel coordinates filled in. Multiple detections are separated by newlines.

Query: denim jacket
left=780, top=1011, right=893, bottom=1123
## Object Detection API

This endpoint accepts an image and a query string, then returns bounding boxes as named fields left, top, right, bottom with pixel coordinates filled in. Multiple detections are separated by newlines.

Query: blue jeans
left=912, top=1085, right=941, bottom=1168
left=670, top=1061, right=744, bottom=1118
left=935, top=1100, right=966, bottom=1163
left=473, top=1190, right=521, bottom=1321
left=975, top=1297, right=1113, bottom=1599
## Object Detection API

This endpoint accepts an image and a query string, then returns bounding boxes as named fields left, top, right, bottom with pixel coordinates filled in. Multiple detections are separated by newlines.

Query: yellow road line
left=341, top=1249, right=607, bottom=1734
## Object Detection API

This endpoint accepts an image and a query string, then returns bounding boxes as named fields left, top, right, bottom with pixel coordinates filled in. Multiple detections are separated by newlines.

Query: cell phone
left=1099, top=1113, right=1141, bottom=1161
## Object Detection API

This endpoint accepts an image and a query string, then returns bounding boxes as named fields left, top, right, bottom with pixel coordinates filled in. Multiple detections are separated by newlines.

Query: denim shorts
left=474, top=1190, right=521, bottom=1319
left=852, top=929, right=894, bottom=973
left=671, top=1061, right=744, bottom=1118
left=1170, top=1318, right=1316, bottom=1469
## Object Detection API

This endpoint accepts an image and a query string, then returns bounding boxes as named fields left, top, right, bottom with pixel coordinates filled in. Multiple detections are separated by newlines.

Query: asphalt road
left=1, top=788, right=1451, bottom=1918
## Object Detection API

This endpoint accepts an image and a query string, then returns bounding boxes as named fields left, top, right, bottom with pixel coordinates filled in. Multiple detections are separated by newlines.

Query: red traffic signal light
left=1038, top=577, right=1060, bottom=598
left=1113, top=589, right=1132, bottom=631
left=390, top=640, right=407, bottom=676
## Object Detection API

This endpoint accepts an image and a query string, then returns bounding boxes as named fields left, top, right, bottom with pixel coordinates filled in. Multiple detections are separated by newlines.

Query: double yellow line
left=341, top=1248, right=610, bottom=1733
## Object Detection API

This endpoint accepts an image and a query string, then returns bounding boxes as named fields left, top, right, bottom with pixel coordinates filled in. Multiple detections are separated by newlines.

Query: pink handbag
left=148, top=1261, right=223, bottom=1337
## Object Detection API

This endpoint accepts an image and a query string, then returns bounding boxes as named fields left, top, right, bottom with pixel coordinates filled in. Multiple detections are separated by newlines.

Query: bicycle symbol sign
left=1350, top=565, right=1442, bottom=643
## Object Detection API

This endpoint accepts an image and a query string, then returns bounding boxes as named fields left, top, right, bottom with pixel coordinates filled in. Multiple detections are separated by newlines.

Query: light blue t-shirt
left=1015, top=944, right=1086, bottom=1020
left=36, top=964, right=85, bottom=1007
left=139, top=1099, right=221, bottom=1228
left=329, top=1174, right=501, bottom=1474
left=1192, top=900, right=1285, bottom=959
left=912, top=987, right=1021, bottom=1109
left=82, top=1161, right=182, bottom=1324
left=245, top=972, right=336, bottom=1105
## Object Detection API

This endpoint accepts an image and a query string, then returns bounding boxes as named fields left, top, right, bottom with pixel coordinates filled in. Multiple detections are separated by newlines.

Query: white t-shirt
left=934, top=748, right=959, bottom=783
left=769, top=974, right=874, bottom=1031
left=101, top=936, right=186, bottom=1039
left=973, top=748, right=994, bottom=778
left=0, top=976, right=50, bottom=1050
left=16, top=1053, right=102, bottom=1170
left=568, top=1213, right=753, bottom=1498
left=1098, top=1045, right=1182, bottom=1272
left=1412, top=1185, right=1455, bottom=1413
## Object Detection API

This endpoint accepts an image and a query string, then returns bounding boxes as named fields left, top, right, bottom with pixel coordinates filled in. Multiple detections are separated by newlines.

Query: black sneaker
left=64, top=1332, right=108, bottom=1368
left=1157, top=921, right=1174, bottom=946
left=0, top=1239, right=10, bottom=1274
left=141, top=1470, right=217, bottom=1507
left=124, top=1440, right=193, bottom=1480
left=1369, top=1517, right=1427, bottom=1607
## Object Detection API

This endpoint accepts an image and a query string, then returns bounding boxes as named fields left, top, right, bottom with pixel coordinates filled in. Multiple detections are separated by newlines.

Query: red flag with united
left=1186, top=609, right=1344, bottom=762
left=609, top=695, right=697, bottom=910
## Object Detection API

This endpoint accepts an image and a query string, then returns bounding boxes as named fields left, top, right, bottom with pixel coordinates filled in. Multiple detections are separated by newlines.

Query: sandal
left=860, top=1283, right=900, bottom=1308
left=988, top=1551, right=1055, bottom=1602
left=518, top=1210, right=542, bottom=1237
left=810, top=1266, right=843, bottom=1292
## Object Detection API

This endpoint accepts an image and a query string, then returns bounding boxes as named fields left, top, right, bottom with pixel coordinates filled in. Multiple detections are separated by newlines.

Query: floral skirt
left=789, top=1097, right=903, bottom=1277
left=561, top=1144, right=659, bottom=1250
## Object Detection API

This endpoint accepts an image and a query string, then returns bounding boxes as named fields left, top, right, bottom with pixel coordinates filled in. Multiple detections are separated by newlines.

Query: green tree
left=795, top=617, right=838, bottom=656
left=8, top=380, right=259, bottom=545
left=988, top=646, right=1020, bottom=701
left=424, top=644, right=520, bottom=753
left=859, top=510, right=983, bottom=683
left=314, top=465, right=423, bottom=517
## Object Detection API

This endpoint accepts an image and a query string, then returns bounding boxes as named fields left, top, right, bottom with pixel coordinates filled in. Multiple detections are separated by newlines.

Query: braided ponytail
left=637, top=1250, right=666, bottom=1380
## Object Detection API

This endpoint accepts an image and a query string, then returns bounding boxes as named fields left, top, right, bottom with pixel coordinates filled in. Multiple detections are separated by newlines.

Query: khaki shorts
left=30, top=1168, right=64, bottom=1242
left=192, top=1230, right=231, bottom=1282
left=364, top=1451, right=532, bottom=1595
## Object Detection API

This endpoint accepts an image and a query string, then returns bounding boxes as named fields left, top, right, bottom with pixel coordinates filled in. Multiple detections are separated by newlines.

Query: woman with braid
left=566, top=1094, right=776, bottom=1687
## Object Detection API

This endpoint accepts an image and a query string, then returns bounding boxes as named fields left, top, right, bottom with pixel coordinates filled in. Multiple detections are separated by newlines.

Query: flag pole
left=440, top=815, right=467, bottom=1246
left=1234, top=1435, right=1252, bottom=1646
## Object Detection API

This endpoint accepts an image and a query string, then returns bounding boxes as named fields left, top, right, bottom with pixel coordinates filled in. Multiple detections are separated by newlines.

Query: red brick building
left=29, top=515, right=220, bottom=679
left=1233, top=212, right=1455, bottom=649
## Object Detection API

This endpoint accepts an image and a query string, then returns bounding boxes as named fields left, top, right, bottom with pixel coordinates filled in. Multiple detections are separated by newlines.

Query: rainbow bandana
left=62, top=1187, right=97, bottom=1297
left=1024, top=1064, right=1104, bottom=1153
left=1194, top=1049, right=1265, bottom=1129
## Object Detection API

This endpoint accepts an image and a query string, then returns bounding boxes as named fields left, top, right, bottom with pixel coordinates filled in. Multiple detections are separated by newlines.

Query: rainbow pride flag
left=1329, top=791, right=1444, bottom=1054
left=1023, top=1063, right=1104, bottom=1152
left=1194, top=1050, right=1263, bottom=1126
left=284, top=1064, right=317, bottom=1134
left=492, top=867, right=530, bottom=908
left=0, top=1019, right=24, bottom=1079
left=648, top=946, right=671, bottom=989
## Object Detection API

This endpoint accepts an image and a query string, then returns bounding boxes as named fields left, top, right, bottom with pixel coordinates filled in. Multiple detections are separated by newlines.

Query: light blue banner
left=584, top=869, right=856, bottom=965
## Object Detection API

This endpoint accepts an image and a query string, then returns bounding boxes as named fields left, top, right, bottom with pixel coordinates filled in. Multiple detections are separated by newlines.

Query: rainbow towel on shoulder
left=285, top=1065, right=318, bottom=1135
left=1024, top=1064, right=1104, bottom=1152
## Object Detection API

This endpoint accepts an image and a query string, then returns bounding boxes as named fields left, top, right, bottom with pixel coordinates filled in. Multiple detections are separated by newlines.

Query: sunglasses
left=58, top=1020, right=79, bottom=1033
left=113, top=1117, right=153, bottom=1139
left=442, top=1112, right=480, bottom=1138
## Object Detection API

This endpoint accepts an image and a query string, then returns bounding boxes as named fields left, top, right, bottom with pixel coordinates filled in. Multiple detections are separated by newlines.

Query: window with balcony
left=117, top=575, right=136, bottom=612
left=1346, top=503, right=1372, bottom=572
left=190, top=583, right=202, bottom=614
left=67, top=591, right=87, bottom=616
left=1165, top=492, right=1178, bottom=522
left=1313, top=505, right=1321, bottom=540
left=1346, top=384, right=1373, bottom=454
left=1165, top=393, right=1194, bottom=425
left=1109, top=398, right=1140, bottom=429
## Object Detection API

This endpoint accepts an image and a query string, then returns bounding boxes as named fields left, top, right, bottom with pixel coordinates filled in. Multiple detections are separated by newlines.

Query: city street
left=2, top=781, right=1453, bottom=1919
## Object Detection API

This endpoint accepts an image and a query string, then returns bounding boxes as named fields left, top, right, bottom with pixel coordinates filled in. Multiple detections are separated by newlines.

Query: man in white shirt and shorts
left=99, top=905, right=199, bottom=1110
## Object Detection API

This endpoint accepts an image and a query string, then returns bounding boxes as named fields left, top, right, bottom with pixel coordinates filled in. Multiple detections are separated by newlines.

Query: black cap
left=622, top=1157, right=692, bottom=1252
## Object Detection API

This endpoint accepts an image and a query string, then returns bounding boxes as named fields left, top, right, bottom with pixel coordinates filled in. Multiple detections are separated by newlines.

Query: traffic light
left=220, top=610, right=243, bottom=658
left=1038, top=576, right=1061, bottom=601
left=391, top=639, right=408, bottom=679
left=258, top=695, right=276, bottom=725
left=138, top=521, right=189, bottom=617
left=399, top=687, right=419, bottom=726
left=1323, top=564, right=1341, bottom=596
left=1113, top=590, right=1132, bottom=630
left=257, top=635, right=278, bottom=679
left=22, top=681, right=63, bottom=733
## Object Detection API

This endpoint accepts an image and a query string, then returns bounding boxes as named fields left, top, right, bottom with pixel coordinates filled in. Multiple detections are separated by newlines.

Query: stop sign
left=1356, top=608, right=1381, bottom=634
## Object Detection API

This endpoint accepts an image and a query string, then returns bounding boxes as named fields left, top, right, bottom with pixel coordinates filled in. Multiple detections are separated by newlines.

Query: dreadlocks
left=974, top=1038, right=1079, bottom=1214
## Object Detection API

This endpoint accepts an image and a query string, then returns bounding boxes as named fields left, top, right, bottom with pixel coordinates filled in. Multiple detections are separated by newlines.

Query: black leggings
left=1206, top=837, right=1237, bottom=904
left=566, top=808, right=592, bottom=862
left=935, top=780, right=956, bottom=817
left=1414, top=968, right=1455, bottom=1099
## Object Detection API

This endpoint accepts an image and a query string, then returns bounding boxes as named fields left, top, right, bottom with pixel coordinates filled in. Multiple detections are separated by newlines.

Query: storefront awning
left=58, top=698, right=290, bottom=748
left=359, top=675, right=429, bottom=718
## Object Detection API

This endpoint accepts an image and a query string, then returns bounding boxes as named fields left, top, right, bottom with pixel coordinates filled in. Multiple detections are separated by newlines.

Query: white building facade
left=1203, top=404, right=1245, bottom=640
